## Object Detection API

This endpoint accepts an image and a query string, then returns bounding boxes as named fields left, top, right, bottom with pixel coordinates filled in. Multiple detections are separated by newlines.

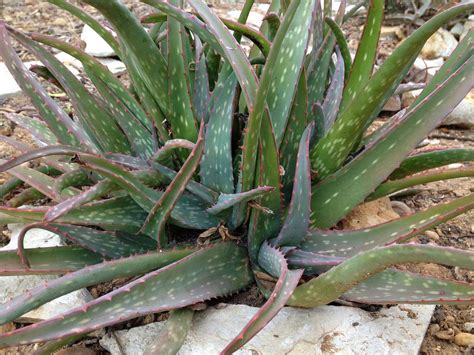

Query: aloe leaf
left=9, top=28, right=131, bottom=154
left=311, top=3, right=474, bottom=178
left=53, top=169, right=91, bottom=196
left=149, top=161, right=218, bottom=204
left=146, top=308, right=194, bottom=355
left=0, top=212, right=34, bottom=225
left=29, top=64, right=65, bottom=92
left=303, top=194, right=474, bottom=257
left=5, top=113, right=58, bottom=146
left=166, top=0, right=198, bottom=143
left=1, top=197, right=148, bottom=233
left=0, top=243, right=252, bottom=346
left=192, top=36, right=210, bottom=122
left=0, top=246, right=102, bottom=276
left=142, top=125, right=205, bottom=245
left=273, top=124, right=312, bottom=247
left=340, top=0, right=384, bottom=110
left=246, top=115, right=282, bottom=263
left=19, top=224, right=157, bottom=260
left=45, top=180, right=115, bottom=222
left=369, top=167, right=474, bottom=200
left=219, top=18, right=271, bottom=57
left=0, top=159, right=73, bottom=201
left=343, top=269, right=474, bottom=304
left=279, top=72, right=308, bottom=201
left=264, top=0, right=317, bottom=147
left=47, top=0, right=121, bottom=56
left=152, top=139, right=195, bottom=162
left=321, top=48, right=345, bottom=132
left=288, top=244, right=474, bottom=307
left=8, top=188, right=45, bottom=208
left=389, top=148, right=474, bottom=180
left=413, top=28, right=473, bottom=106
left=83, top=1, right=170, bottom=119
left=207, top=186, right=274, bottom=215
left=0, top=24, right=88, bottom=148
left=306, top=0, right=344, bottom=106
left=200, top=73, right=237, bottom=194
left=311, top=56, right=474, bottom=228
left=0, top=247, right=196, bottom=325
left=223, top=243, right=303, bottom=353
left=286, top=249, right=344, bottom=274
left=324, top=17, right=351, bottom=77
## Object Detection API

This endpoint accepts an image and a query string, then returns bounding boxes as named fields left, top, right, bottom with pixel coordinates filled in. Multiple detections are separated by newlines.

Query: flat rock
left=81, top=25, right=116, bottom=57
left=443, top=90, right=474, bottom=128
left=0, top=62, right=21, bottom=103
left=0, top=224, right=92, bottom=323
left=382, top=95, right=402, bottom=112
left=420, top=28, right=458, bottom=59
left=100, top=304, right=435, bottom=355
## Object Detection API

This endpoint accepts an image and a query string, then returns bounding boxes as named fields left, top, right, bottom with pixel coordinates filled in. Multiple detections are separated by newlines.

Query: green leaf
left=142, top=125, right=205, bottom=245
left=369, top=167, right=474, bottom=200
left=0, top=247, right=195, bottom=324
left=5, top=113, right=58, bottom=145
left=311, top=56, right=474, bottom=228
left=167, top=0, right=198, bottom=142
left=23, top=224, right=157, bottom=259
left=279, top=71, right=308, bottom=202
left=146, top=308, right=194, bottom=355
left=289, top=244, right=474, bottom=307
left=389, top=148, right=474, bottom=180
left=324, top=16, right=351, bottom=78
left=339, top=0, right=383, bottom=110
left=263, top=0, right=316, bottom=147
left=9, top=28, right=131, bottom=154
left=223, top=243, right=302, bottom=353
left=0, top=243, right=252, bottom=346
left=343, top=269, right=474, bottom=304
left=0, top=246, right=102, bottom=276
left=53, top=169, right=91, bottom=195
left=273, top=124, right=312, bottom=247
left=303, top=194, right=474, bottom=257
left=207, top=186, right=274, bottom=215
left=192, top=36, right=211, bottom=122
left=200, top=72, right=237, bottom=194
left=0, top=24, right=87, bottom=148
left=311, top=3, right=474, bottom=178
left=82, top=0, right=169, bottom=116
left=47, top=0, right=121, bottom=56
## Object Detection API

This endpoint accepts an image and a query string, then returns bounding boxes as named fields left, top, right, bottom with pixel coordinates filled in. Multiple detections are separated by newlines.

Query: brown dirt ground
left=0, top=1, right=473, bottom=354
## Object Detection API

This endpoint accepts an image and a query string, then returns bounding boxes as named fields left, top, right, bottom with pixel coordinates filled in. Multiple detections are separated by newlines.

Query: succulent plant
left=0, top=0, right=473, bottom=352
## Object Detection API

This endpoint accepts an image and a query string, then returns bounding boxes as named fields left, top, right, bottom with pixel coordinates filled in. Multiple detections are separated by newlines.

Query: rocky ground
left=0, top=1, right=473, bottom=354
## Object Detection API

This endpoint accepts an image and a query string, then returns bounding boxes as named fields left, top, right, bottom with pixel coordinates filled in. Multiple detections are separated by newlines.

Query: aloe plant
left=0, top=0, right=473, bottom=352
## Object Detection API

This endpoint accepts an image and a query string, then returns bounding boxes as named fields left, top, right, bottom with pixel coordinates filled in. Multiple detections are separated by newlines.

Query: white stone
left=100, top=304, right=435, bottom=355
left=382, top=95, right=402, bottom=112
left=98, top=58, right=126, bottom=75
left=0, top=62, right=21, bottom=103
left=450, top=22, right=465, bottom=37
left=420, top=29, right=458, bottom=59
left=81, top=25, right=116, bottom=57
left=460, top=20, right=474, bottom=41
left=443, top=95, right=474, bottom=128
left=0, top=224, right=92, bottom=323
left=413, top=57, right=444, bottom=80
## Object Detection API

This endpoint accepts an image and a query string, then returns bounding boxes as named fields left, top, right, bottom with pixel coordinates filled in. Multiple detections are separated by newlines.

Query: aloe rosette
left=0, top=0, right=473, bottom=352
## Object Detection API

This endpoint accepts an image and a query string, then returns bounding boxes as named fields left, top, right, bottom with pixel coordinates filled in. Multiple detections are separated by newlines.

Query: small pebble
left=464, top=322, right=474, bottom=333
left=454, top=332, right=474, bottom=346
left=424, top=230, right=440, bottom=241
left=434, top=328, right=455, bottom=340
